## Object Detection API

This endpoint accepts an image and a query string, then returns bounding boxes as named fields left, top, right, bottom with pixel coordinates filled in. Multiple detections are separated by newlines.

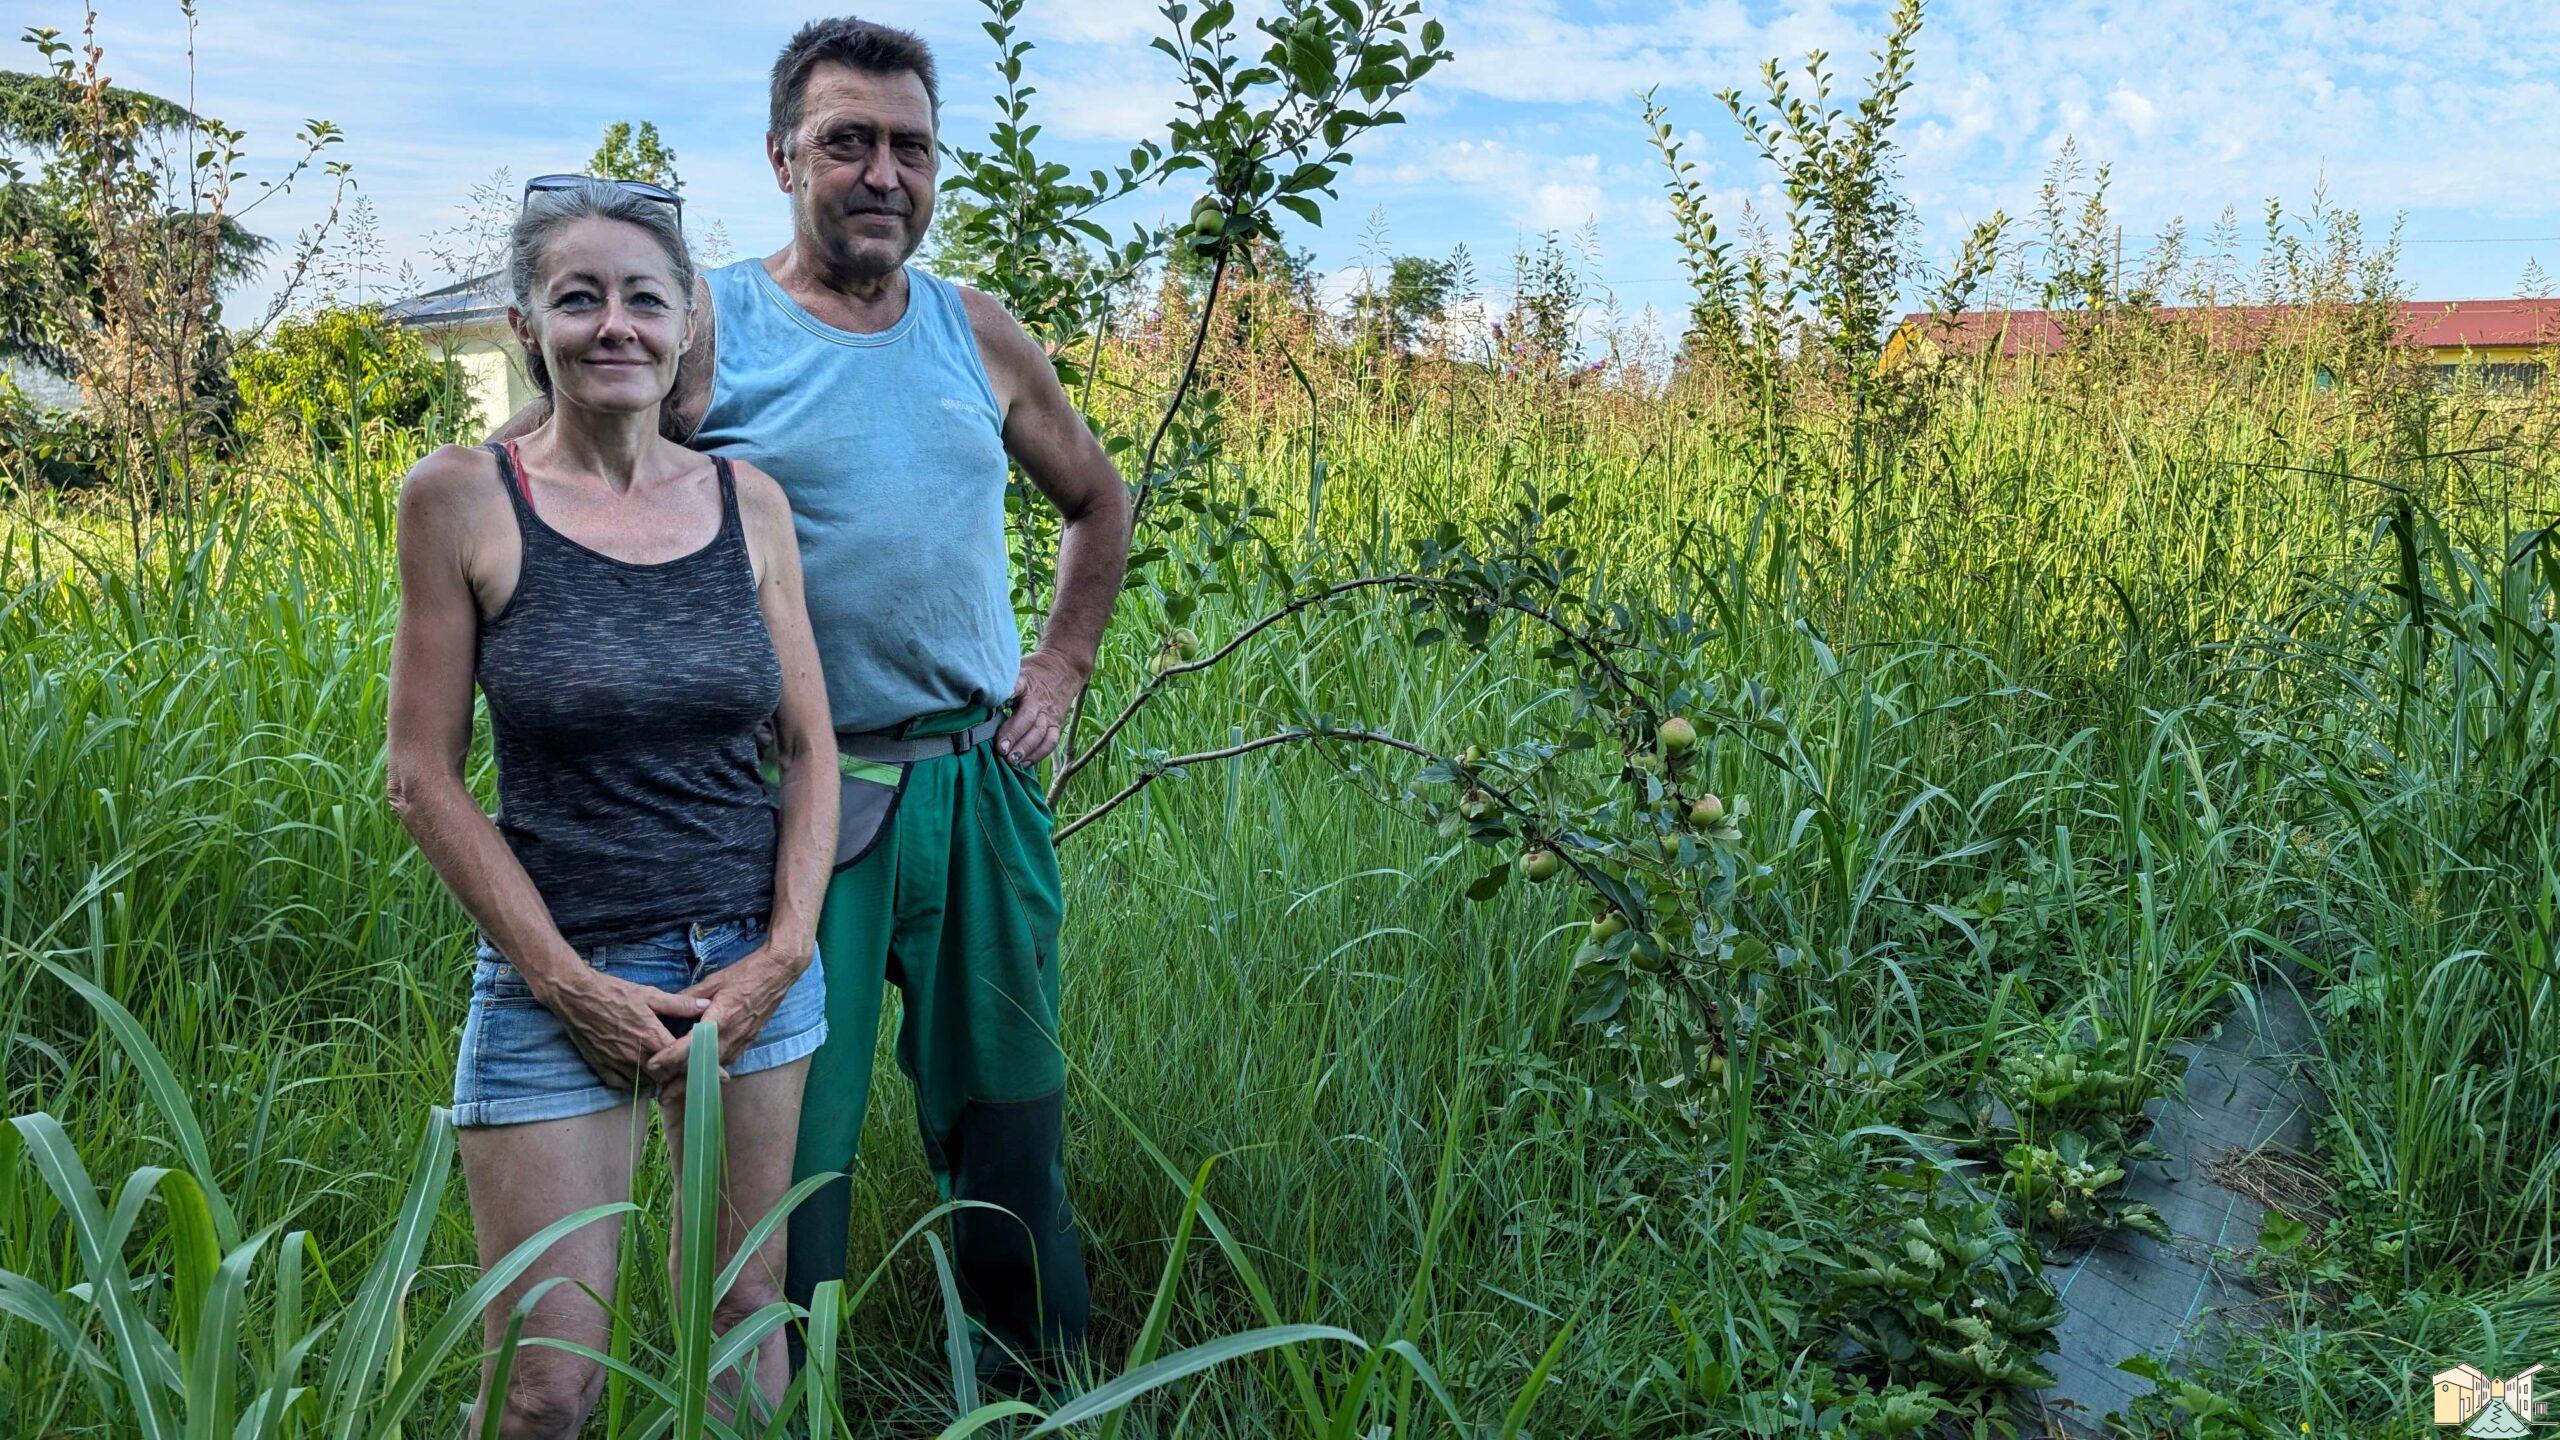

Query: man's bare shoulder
left=952, top=283, right=1049, bottom=370
left=690, top=271, right=718, bottom=344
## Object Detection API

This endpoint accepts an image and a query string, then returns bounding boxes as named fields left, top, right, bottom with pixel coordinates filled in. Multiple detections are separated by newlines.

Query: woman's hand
left=644, top=948, right=805, bottom=1098
left=539, top=969, right=711, bottom=1093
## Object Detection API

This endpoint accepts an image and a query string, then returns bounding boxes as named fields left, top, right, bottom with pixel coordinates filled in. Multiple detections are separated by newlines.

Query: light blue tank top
left=693, top=260, right=1019, bottom=733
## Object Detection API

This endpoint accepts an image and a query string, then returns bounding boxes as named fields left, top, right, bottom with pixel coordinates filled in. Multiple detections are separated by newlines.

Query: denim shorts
left=452, top=916, right=827, bottom=1128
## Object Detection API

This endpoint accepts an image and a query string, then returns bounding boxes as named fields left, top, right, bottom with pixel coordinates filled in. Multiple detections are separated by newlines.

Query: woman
left=385, top=177, right=837, bottom=1437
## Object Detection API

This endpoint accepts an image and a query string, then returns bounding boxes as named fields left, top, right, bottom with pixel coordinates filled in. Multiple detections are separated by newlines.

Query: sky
left=44, top=0, right=2560, bottom=342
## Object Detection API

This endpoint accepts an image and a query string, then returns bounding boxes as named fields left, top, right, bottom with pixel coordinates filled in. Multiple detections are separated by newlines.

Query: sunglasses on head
left=521, top=173, right=683, bottom=219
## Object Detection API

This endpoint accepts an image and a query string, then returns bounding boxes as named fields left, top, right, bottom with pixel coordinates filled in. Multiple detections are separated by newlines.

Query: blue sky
left=60, top=0, right=2560, bottom=338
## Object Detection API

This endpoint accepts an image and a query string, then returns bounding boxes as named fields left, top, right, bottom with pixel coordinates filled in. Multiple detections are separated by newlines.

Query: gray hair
left=507, top=178, right=696, bottom=398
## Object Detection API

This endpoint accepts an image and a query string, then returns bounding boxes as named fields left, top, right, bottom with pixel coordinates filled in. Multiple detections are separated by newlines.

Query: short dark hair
left=769, top=17, right=939, bottom=149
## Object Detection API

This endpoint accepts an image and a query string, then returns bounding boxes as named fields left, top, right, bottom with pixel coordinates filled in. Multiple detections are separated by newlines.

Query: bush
left=0, top=373, right=117, bottom=492
left=231, top=305, right=457, bottom=449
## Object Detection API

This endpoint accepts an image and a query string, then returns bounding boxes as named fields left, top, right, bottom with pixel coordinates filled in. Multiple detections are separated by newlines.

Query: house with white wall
left=380, top=273, right=533, bottom=432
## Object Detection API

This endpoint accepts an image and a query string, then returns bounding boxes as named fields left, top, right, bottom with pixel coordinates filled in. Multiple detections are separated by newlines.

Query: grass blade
left=925, top=1231, right=981, bottom=1418
left=801, top=1278, right=844, bottom=1440
left=1029, top=1324, right=1369, bottom=1433
left=182, top=1231, right=269, bottom=1440
left=41, top=961, right=239, bottom=1246
left=363, top=1202, right=636, bottom=1440
left=10, top=1113, right=178, bottom=1438
left=934, top=1400, right=1047, bottom=1438
left=316, top=1107, right=455, bottom=1438
left=1096, top=1156, right=1216, bottom=1440
left=674, top=1019, right=723, bottom=1439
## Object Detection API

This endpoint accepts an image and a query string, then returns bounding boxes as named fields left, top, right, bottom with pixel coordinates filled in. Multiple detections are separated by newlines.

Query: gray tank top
left=474, top=442, right=781, bottom=948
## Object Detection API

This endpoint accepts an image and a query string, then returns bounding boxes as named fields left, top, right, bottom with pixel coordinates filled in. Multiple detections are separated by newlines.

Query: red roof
left=1895, top=299, right=2560, bottom=358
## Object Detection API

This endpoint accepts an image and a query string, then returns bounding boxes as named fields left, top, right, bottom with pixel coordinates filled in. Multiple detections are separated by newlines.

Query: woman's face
left=512, top=217, right=689, bottom=415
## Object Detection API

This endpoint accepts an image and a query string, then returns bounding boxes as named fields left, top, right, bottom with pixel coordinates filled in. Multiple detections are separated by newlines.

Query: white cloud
left=1020, top=60, right=1187, bottom=143
left=42, top=0, right=2560, bottom=323
left=1527, top=181, right=1604, bottom=230
left=1029, top=0, right=1165, bottom=46
left=2105, top=85, right=2156, bottom=139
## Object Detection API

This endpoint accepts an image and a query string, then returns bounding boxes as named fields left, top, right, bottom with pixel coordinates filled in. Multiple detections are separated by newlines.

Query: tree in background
left=0, top=67, right=268, bottom=378
left=583, top=121, right=735, bottom=267
left=0, top=18, right=346, bottom=527
left=1357, top=253, right=1456, bottom=354
left=231, top=305, right=456, bottom=451
left=588, top=120, right=679, bottom=191
left=1499, top=231, right=1584, bottom=379
left=1168, top=229, right=1316, bottom=307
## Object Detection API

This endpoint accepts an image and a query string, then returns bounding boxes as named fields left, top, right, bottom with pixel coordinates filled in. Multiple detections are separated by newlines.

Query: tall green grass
left=4, top=358, right=2556, bottom=1434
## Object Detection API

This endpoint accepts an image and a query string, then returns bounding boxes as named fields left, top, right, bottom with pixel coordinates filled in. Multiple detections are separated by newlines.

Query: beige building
left=2507, top=1365, right=2545, bottom=1423
left=381, top=273, right=536, bottom=432
left=2433, top=1363, right=2547, bottom=1426
left=2440, top=1364, right=2491, bottom=1425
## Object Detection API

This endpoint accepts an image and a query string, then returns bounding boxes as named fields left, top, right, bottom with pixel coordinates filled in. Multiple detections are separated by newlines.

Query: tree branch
left=1051, top=569, right=1656, bottom=808
left=1054, top=725, right=1435, bottom=844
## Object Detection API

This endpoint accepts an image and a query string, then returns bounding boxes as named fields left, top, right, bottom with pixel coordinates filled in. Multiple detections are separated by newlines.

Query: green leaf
left=926, top=1232, right=980, bottom=1417
left=317, top=1110, right=455, bottom=1438
left=1466, top=863, right=1512, bottom=902
left=1572, top=973, right=1630, bottom=1025
left=1030, top=1325, right=1368, bottom=1432
left=0, top=1267, right=119, bottom=1415
left=934, top=1401, right=1048, bottom=1438
left=41, top=962, right=239, bottom=1246
left=182, top=1232, right=267, bottom=1440
left=13, top=1115, right=176, bottom=1439
left=673, top=1020, right=724, bottom=1438
left=1096, top=1158, right=1216, bottom=1440
left=364, top=1204, right=637, bottom=1440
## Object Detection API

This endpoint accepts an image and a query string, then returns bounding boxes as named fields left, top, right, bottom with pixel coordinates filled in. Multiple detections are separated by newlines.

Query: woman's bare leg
left=661, top=1058, right=810, bottom=1423
left=458, top=1103, right=647, bottom=1440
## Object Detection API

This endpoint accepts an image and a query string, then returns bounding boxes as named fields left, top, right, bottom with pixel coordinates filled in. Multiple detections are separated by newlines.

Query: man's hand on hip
left=999, top=649, right=1085, bottom=767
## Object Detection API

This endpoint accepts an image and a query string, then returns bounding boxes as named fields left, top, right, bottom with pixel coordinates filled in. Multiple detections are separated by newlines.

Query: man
left=495, top=15, right=1129, bottom=1390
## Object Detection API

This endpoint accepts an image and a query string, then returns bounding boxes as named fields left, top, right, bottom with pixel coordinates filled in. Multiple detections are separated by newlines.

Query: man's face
left=770, top=64, right=937, bottom=281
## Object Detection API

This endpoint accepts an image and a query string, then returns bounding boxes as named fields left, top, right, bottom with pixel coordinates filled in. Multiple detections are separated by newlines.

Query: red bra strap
left=503, top=440, right=536, bottom=515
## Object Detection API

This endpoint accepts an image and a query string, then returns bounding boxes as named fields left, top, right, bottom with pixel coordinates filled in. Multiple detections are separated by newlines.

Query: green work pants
left=784, top=704, right=1089, bottom=1376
